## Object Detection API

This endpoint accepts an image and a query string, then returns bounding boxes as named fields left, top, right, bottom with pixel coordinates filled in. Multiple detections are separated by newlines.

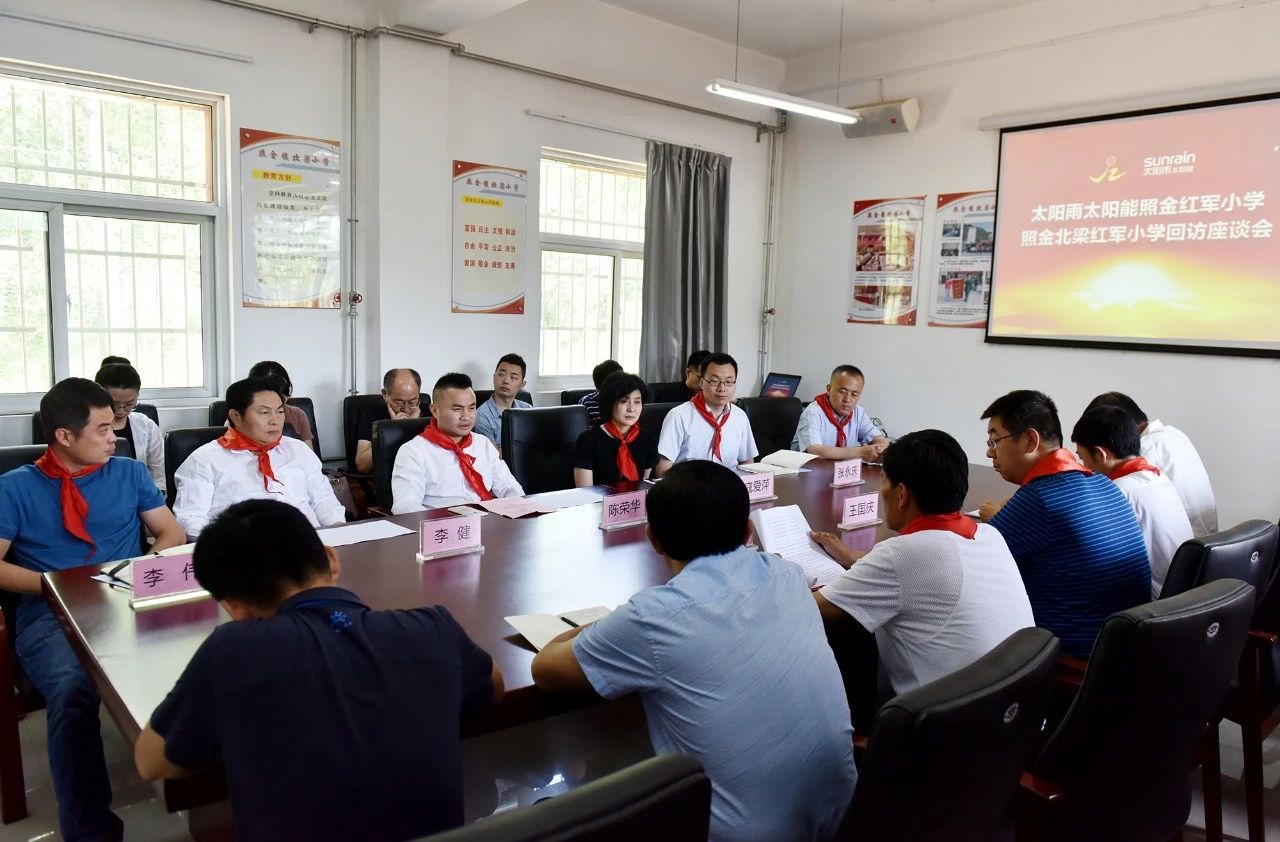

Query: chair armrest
left=1018, top=771, right=1066, bottom=805
left=1054, top=654, right=1088, bottom=692
left=1247, top=629, right=1280, bottom=649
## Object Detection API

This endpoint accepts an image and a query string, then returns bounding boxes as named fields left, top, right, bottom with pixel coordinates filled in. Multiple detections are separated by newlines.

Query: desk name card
left=838, top=492, right=882, bottom=531
left=742, top=472, right=777, bottom=503
left=129, top=553, right=210, bottom=610
left=600, top=489, right=647, bottom=531
left=831, top=458, right=864, bottom=488
left=418, top=515, right=484, bottom=562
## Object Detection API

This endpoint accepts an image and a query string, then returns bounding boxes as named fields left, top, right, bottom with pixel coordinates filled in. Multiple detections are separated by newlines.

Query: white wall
left=0, top=0, right=783, bottom=455
left=772, top=0, right=1280, bottom=527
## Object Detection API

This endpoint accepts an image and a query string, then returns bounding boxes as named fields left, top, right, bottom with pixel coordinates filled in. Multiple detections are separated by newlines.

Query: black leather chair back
left=1160, top=521, right=1278, bottom=612
left=113, top=438, right=135, bottom=461
left=842, top=627, right=1059, bottom=842
left=736, top=396, right=803, bottom=457
left=647, top=381, right=687, bottom=404
left=638, top=402, right=678, bottom=440
left=343, top=395, right=385, bottom=470
left=501, top=406, right=589, bottom=494
left=289, top=397, right=320, bottom=455
left=32, top=405, right=158, bottom=443
left=164, top=427, right=226, bottom=507
left=207, top=400, right=227, bottom=427
left=0, top=445, right=45, bottom=476
left=474, top=389, right=533, bottom=407
left=372, top=418, right=431, bottom=509
left=1032, top=579, right=1255, bottom=842
left=560, top=388, right=593, bottom=406
left=422, top=755, right=710, bottom=842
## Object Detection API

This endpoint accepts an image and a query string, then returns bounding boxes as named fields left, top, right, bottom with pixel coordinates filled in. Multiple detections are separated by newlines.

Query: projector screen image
left=987, top=93, right=1280, bottom=356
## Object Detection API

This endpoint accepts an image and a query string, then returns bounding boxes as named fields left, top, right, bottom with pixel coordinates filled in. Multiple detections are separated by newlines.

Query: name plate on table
left=418, top=515, right=484, bottom=562
left=838, top=492, right=882, bottom=531
left=742, top=472, right=777, bottom=503
left=600, top=489, right=647, bottom=531
left=830, top=458, right=864, bottom=488
left=129, top=554, right=210, bottom=610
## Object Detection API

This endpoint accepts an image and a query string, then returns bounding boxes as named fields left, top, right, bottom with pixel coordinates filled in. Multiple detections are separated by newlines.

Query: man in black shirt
left=135, top=499, right=501, bottom=841
left=651, top=350, right=710, bottom=404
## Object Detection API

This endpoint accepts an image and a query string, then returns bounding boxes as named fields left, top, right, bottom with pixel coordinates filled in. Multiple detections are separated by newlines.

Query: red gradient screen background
left=988, top=96, right=1280, bottom=354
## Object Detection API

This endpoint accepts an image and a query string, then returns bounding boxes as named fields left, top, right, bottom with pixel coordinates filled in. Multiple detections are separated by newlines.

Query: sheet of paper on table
left=318, top=520, right=414, bottom=547
left=749, top=504, right=845, bottom=588
left=741, top=449, right=818, bottom=475
left=477, top=497, right=544, bottom=518
left=505, top=606, right=614, bottom=650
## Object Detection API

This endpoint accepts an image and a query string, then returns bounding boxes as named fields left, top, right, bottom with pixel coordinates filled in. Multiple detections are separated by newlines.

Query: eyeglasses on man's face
left=985, top=432, right=1016, bottom=449
left=386, top=398, right=419, bottom=411
left=703, top=378, right=736, bottom=390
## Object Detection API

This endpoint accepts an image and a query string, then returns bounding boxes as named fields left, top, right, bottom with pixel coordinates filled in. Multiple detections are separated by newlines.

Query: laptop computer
left=760, top=372, right=802, bottom=398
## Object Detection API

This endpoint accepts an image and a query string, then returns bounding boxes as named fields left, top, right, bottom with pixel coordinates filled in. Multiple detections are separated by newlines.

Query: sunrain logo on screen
left=1089, top=156, right=1127, bottom=183
left=1142, top=151, right=1197, bottom=177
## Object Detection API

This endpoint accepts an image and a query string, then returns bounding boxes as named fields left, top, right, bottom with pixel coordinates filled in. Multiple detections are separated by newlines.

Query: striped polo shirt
left=990, top=469, right=1151, bottom=658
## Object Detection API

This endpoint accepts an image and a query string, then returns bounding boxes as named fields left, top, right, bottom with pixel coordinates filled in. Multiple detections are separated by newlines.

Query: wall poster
left=239, top=128, right=342, bottom=308
left=452, top=160, right=527, bottom=314
left=849, top=196, right=924, bottom=325
left=929, top=190, right=996, bottom=328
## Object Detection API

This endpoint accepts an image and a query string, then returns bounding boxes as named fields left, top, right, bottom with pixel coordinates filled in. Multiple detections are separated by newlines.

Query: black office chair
left=501, top=406, right=589, bottom=494
left=638, top=402, right=678, bottom=439
left=31, top=405, right=158, bottom=444
left=474, top=389, right=533, bottom=407
left=163, top=426, right=226, bottom=508
left=1160, top=521, right=1277, bottom=603
left=343, top=394, right=431, bottom=472
left=422, top=755, right=710, bottom=842
left=560, top=388, right=593, bottom=406
left=647, top=381, right=688, bottom=404
left=371, top=417, right=431, bottom=510
left=0, top=445, right=45, bottom=477
left=839, top=627, right=1059, bottom=842
left=289, top=397, right=320, bottom=456
left=1018, top=579, right=1255, bottom=842
left=736, top=396, right=803, bottom=457
left=112, top=438, right=135, bottom=461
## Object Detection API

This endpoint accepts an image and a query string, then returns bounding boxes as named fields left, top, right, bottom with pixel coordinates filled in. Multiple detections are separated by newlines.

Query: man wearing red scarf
left=0, top=378, right=184, bottom=840
left=173, top=377, right=346, bottom=539
left=655, top=353, right=759, bottom=477
left=811, top=430, right=1033, bottom=713
left=978, top=390, right=1150, bottom=658
left=1072, top=405, right=1193, bottom=598
left=793, top=365, right=890, bottom=460
left=391, top=372, right=524, bottom=514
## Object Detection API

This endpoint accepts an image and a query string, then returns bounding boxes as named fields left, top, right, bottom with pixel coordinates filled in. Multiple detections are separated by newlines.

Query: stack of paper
left=318, top=520, right=414, bottom=547
left=505, top=606, right=613, bottom=650
left=748, top=505, right=845, bottom=588
left=741, top=450, right=819, bottom=475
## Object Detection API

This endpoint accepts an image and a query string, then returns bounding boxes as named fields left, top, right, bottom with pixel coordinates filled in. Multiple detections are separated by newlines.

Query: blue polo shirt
left=473, top=396, right=532, bottom=444
left=149, top=587, right=494, bottom=842
left=573, top=547, right=856, bottom=842
left=0, top=456, right=163, bottom=574
left=990, top=470, right=1150, bottom=658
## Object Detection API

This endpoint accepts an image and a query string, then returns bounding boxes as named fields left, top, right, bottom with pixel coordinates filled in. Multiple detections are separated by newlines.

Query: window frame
left=0, top=60, right=230, bottom=409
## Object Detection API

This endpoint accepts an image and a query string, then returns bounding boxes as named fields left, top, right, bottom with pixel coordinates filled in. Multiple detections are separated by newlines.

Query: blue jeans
left=15, top=598, right=122, bottom=842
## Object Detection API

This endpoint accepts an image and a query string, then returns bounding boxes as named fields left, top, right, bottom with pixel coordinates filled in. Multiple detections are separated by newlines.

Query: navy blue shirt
left=150, top=587, right=494, bottom=842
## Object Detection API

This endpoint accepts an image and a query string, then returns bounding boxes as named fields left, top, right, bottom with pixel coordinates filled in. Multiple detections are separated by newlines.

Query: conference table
left=42, top=458, right=1013, bottom=839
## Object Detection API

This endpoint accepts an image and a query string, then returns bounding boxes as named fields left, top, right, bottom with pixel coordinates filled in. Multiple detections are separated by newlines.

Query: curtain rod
left=525, top=109, right=725, bottom=153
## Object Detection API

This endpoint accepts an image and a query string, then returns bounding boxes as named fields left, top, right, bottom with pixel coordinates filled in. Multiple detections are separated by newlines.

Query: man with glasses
left=793, top=364, right=890, bottom=460
left=652, top=349, right=711, bottom=404
left=977, top=389, right=1149, bottom=658
left=655, top=352, right=758, bottom=477
left=353, top=368, right=424, bottom=474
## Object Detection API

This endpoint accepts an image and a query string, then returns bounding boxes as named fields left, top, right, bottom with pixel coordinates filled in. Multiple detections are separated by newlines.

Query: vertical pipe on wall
left=346, top=31, right=360, bottom=396
left=757, top=111, right=784, bottom=385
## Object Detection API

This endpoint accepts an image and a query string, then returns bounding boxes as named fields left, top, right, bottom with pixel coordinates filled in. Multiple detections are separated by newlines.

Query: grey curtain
left=638, top=142, right=731, bottom=383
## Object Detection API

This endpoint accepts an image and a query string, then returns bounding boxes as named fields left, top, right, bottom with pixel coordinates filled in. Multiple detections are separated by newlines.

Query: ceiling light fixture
left=705, top=0, right=858, bottom=125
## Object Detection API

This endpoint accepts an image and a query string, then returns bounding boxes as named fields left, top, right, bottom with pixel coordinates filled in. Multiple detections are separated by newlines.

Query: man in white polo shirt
left=174, top=377, right=346, bottom=539
left=810, top=429, right=1034, bottom=697
left=792, top=364, right=890, bottom=460
left=1072, top=404, right=1193, bottom=598
left=1085, top=392, right=1218, bottom=536
left=655, top=353, right=758, bottom=476
left=391, top=372, right=525, bottom=514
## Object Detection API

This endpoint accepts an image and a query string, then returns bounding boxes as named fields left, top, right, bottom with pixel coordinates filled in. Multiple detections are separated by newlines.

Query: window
left=538, top=150, right=645, bottom=379
left=0, top=69, right=218, bottom=401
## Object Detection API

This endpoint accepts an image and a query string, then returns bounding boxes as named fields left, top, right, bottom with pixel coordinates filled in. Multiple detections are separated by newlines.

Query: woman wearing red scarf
left=573, top=372, right=659, bottom=486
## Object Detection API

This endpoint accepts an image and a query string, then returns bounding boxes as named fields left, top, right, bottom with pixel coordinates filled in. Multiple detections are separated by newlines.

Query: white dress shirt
left=390, top=433, right=525, bottom=514
left=125, top=411, right=165, bottom=491
left=792, top=401, right=881, bottom=451
left=1113, top=469, right=1195, bottom=598
left=173, top=435, right=346, bottom=538
left=657, top=401, right=759, bottom=468
left=1140, top=419, right=1218, bottom=536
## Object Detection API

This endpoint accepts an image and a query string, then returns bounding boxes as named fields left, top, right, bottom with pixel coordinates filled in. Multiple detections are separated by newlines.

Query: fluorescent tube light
left=705, top=78, right=858, bottom=124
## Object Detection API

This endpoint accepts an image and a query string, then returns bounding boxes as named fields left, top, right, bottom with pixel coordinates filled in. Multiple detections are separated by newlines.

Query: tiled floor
left=7, top=709, right=1280, bottom=840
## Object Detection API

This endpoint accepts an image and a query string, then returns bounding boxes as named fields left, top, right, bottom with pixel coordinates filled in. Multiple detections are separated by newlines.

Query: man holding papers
left=812, top=430, right=1033, bottom=697
left=655, top=353, right=758, bottom=476
left=391, top=372, right=524, bottom=514
left=532, top=460, right=855, bottom=842
left=793, top=364, right=889, bottom=460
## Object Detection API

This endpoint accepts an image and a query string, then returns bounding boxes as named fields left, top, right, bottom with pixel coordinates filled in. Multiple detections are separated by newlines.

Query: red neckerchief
left=814, top=393, right=852, bottom=448
left=420, top=420, right=495, bottom=501
left=899, top=512, right=977, bottom=540
left=217, top=428, right=282, bottom=491
left=1108, top=457, right=1161, bottom=481
left=602, top=421, right=640, bottom=481
left=34, top=448, right=106, bottom=559
left=690, top=393, right=730, bottom=460
left=1021, top=448, right=1091, bottom=486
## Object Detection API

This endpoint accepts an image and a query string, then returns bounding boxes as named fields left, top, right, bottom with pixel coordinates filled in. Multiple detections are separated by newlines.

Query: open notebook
left=740, top=449, right=819, bottom=475
left=749, top=505, right=845, bottom=588
left=505, top=606, right=613, bottom=651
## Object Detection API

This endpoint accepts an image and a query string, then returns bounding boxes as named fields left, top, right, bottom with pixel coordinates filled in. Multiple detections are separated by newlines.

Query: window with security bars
left=538, top=150, right=645, bottom=378
left=0, top=70, right=217, bottom=400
